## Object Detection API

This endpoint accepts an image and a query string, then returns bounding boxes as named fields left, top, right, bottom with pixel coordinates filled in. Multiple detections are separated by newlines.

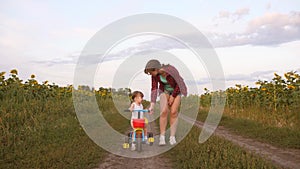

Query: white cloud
left=234, top=8, right=250, bottom=18
left=217, top=7, right=249, bottom=22
left=219, top=11, right=230, bottom=18
left=210, top=11, right=300, bottom=47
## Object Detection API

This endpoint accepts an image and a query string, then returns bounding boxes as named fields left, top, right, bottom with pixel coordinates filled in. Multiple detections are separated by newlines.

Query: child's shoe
left=131, top=143, right=136, bottom=151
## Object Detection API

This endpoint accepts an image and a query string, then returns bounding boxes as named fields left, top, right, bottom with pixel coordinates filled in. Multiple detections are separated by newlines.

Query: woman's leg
left=159, top=93, right=170, bottom=136
left=169, top=95, right=181, bottom=137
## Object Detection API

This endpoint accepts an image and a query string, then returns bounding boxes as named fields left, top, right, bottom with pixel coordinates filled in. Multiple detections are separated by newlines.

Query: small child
left=129, top=91, right=148, bottom=151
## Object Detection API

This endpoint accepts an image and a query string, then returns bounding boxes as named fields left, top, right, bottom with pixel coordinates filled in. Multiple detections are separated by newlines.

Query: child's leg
left=144, top=124, right=147, bottom=137
left=144, top=118, right=148, bottom=137
left=130, top=120, right=135, bottom=141
left=130, top=120, right=134, bottom=129
left=130, top=120, right=136, bottom=150
left=144, top=124, right=149, bottom=144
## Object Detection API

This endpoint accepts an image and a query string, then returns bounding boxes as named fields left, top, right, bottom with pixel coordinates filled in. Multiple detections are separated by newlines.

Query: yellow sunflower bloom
left=288, top=85, right=295, bottom=90
left=0, top=72, right=5, bottom=76
left=10, top=69, right=18, bottom=75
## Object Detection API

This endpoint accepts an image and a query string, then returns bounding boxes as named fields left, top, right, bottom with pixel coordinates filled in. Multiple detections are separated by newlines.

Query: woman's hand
left=168, top=96, right=174, bottom=106
left=149, top=102, right=155, bottom=114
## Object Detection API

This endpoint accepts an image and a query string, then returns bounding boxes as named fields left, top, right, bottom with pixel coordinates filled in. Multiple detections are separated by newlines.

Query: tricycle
left=123, top=109, right=154, bottom=152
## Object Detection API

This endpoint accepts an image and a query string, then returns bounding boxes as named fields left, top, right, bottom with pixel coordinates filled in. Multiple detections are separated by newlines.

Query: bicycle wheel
left=136, top=137, right=142, bottom=152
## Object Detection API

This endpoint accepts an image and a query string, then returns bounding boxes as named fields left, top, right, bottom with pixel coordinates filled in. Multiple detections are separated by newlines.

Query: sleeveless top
left=131, top=102, right=144, bottom=120
left=159, top=75, right=174, bottom=92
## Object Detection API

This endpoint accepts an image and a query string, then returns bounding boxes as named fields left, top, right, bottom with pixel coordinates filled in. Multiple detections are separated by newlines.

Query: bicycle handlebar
left=124, top=109, right=150, bottom=113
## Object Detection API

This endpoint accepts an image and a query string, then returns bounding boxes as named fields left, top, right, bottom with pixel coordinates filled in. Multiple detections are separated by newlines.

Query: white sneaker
left=169, top=136, right=176, bottom=145
left=131, top=143, right=136, bottom=151
left=159, top=135, right=166, bottom=146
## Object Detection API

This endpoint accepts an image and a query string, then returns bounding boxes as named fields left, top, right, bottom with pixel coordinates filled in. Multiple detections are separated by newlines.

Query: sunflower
left=0, top=72, right=5, bottom=76
left=287, top=85, right=295, bottom=90
left=10, top=69, right=18, bottom=75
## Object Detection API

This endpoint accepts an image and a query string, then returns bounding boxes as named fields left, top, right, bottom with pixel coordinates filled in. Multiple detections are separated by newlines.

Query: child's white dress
left=131, top=102, right=144, bottom=120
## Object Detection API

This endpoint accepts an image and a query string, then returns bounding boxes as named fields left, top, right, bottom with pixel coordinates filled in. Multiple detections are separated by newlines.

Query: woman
left=144, top=59, right=187, bottom=145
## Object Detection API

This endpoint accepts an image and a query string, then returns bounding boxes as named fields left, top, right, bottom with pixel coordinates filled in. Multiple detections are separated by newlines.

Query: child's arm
left=129, top=103, right=135, bottom=112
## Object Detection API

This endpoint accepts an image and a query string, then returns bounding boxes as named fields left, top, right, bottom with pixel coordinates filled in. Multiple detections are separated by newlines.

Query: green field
left=1, top=70, right=298, bottom=168
left=199, top=71, right=300, bottom=149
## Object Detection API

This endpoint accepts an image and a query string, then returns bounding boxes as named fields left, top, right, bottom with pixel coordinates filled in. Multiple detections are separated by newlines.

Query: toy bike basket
left=132, top=119, right=145, bottom=128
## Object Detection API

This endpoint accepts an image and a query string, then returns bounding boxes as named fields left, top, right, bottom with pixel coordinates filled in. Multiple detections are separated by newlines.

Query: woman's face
left=148, top=69, right=159, bottom=76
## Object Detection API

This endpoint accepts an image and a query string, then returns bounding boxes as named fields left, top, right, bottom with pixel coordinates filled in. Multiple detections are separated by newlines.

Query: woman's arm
left=150, top=75, right=158, bottom=114
left=172, top=83, right=180, bottom=98
left=149, top=102, right=155, bottom=114
left=151, top=75, right=158, bottom=103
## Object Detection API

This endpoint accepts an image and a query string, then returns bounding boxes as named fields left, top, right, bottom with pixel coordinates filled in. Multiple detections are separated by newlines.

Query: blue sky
left=1, top=0, right=300, bottom=97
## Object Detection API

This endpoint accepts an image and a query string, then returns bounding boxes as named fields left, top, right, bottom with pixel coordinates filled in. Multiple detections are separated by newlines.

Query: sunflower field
left=0, top=69, right=296, bottom=168
left=0, top=69, right=131, bottom=168
left=200, top=71, right=300, bottom=129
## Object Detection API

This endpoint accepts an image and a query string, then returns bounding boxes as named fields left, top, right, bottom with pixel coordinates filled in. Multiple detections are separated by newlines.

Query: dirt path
left=96, top=119, right=173, bottom=169
left=180, top=114, right=300, bottom=169
left=96, top=114, right=300, bottom=169
left=96, top=152, right=172, bottom=169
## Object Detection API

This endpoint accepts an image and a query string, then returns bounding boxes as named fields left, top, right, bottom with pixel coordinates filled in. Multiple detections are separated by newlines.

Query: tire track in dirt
left=96, top=120, right=173, bottom=169
left=180, top=114, right=300, bottom=169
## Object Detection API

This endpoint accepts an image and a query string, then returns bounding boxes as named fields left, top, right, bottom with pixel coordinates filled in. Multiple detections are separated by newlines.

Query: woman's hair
left=131, top=91, right=144, bottom=100
left=144, top=59, right=162, bottom=74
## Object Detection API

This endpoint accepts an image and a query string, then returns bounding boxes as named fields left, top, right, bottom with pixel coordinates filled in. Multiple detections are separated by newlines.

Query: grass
left=166, top=126, right=278, bottom=169
left=197, top=109, right=300, bottom=149
left=0, top=93, right=294, bottom=168
left=0, top=84, right=297, bottom=169
left=0, top=96, right=130, bottom=169
left=1, top=70, right=296, bottom=168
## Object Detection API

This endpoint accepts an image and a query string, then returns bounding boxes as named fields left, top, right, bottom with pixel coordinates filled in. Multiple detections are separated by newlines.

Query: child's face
left=134, top=94, right=143, bottom=103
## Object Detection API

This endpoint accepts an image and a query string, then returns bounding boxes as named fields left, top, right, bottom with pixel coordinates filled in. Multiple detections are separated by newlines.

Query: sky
left=1, top=0, right=300, bottom=98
